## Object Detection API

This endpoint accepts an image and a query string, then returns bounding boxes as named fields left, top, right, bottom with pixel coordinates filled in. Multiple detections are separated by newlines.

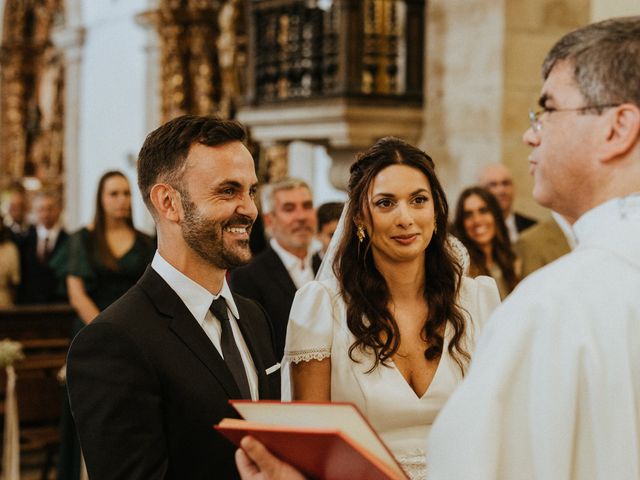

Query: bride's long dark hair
left=334, top=137, right=470, bottom=373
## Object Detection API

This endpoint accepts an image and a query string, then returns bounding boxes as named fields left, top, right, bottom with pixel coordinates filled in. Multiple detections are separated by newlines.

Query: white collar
left=573, top=193, right=640, bottom=245
left=36, top=223, right=61, bottom=238
left=270, top=238, right=312, bottom=271
left=151, top=251, right=239, bottom=326
left=551, top=211, right=577, bottom=249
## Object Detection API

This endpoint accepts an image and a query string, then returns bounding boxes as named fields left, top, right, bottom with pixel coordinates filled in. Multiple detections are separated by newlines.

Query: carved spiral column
left=0, top=0, right=65, bottom=190
left=259, top=143, right=289, bottom=183
left=137, top=0, right=247, bottom=123
left=1, top=3, right=29, bottom=184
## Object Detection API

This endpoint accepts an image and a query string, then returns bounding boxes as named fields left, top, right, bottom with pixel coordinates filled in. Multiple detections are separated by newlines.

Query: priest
left=428, top=15, right=640, bottom=479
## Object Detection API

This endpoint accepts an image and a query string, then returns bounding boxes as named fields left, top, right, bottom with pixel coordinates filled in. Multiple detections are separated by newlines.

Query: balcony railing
left=245, top=0, right=424, bottom=105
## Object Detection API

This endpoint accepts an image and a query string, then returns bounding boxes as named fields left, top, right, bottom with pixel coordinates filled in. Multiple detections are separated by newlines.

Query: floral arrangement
left=0, top=339, right=23, bottom=368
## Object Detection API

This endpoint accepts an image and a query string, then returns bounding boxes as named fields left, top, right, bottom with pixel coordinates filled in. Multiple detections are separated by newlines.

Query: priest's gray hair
left=542, top=16, right=640, bottom=110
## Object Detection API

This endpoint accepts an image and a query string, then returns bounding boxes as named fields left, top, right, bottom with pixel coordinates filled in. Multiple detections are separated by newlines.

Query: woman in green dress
left=54, top=170, right=155, bottom=480
left=65, top=171, right=155, bottom=326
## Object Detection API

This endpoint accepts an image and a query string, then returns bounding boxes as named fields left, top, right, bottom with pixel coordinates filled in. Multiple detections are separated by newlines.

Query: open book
left=215, top=400, right=409, bottom=480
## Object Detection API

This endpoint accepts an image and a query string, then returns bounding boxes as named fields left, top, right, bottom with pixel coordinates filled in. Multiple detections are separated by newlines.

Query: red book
left=215, top=400, right=409, bottom=480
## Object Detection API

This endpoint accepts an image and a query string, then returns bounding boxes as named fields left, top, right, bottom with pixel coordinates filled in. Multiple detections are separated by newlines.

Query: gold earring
left=433, top=219, right=438, bottom=235
left=356, top=225, right=365, bottom=243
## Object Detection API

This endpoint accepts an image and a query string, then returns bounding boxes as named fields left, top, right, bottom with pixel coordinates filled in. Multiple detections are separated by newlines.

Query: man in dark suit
left=515, top=212, right=575, bottom=278
left=16, top=191, right=68, bottom=304
left=2, top=183, right=30, bottom=239
left=478, top=163, right=537, bottom=243
left=66, top=115, right=281, bottom=480
left=230, top=179, right=318, bottom=358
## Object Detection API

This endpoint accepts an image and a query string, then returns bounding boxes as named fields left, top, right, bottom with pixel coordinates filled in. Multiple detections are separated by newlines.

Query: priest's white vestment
left=427, top=195, right=640, bottom=479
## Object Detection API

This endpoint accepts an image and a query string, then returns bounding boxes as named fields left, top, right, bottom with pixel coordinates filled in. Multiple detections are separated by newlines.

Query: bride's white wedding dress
left=282, top=267, right=499, bottom=479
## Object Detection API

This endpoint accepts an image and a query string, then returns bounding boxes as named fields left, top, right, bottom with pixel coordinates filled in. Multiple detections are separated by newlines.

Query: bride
left=281, top=137, right=500, bottom=479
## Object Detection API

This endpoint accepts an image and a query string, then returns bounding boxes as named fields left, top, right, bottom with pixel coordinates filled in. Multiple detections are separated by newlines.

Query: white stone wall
left=592, top=0, right=640, bottom=20
left=420, top=0, right=506, bottom=213
left=74, top=0, right=153, bottom=233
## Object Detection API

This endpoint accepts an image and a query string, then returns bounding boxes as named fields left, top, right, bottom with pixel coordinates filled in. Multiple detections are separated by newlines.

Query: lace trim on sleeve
left=396, top=449, right=427, bottom=480
left=283, top=348, right=331, bottom=364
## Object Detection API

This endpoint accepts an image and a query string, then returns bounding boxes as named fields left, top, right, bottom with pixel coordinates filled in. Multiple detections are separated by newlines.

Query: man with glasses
left=234, top=16, right=640, bottom=480
left=427, top=15, right=640, bottom=479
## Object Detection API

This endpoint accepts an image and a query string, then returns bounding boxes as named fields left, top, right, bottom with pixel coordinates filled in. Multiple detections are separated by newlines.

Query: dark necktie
left=209, top=297, right=251, bottom=399
left=40, top=235, right=50, bottom=263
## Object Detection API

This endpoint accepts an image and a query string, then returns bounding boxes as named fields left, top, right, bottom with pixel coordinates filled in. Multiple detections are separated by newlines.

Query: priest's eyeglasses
left=528, top=104, right=621, bottom=132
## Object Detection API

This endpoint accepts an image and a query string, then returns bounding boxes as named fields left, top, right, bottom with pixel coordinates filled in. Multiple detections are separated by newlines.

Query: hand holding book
left=216, top=401, right=409, bottom=480
left=236, top=435, right=307, bottom=480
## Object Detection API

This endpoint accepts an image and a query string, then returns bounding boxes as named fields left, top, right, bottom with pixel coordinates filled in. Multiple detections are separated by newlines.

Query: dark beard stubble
left=180, top=194, right=253, bottom=270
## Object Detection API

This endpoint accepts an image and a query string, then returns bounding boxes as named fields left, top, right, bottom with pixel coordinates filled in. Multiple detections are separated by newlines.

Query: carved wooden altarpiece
left=138, top=0, right=248, bottom=123
left=0, top=0, right=65, bottom=191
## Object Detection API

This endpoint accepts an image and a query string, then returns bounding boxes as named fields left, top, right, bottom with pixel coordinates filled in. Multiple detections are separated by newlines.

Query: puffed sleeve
left=283, top=279, right=340, bottom=364
left=50, top=228, right=92, bottom=279
left=67, top=229, right=95, bottom=281
left=281, top=279, right=340, bottom=400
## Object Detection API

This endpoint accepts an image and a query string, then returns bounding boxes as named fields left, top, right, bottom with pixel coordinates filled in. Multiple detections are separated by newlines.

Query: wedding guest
left=16, top=191, right=68, bottom=304
left=478, top=163, right=536, bottom=243
left=2, top=183, right=30, bottom=238
left=453, top=186, right=520, bottom=299
left=231, top=178, right=319, bottom=358
left=57, top=171, right=155, bottom=328
left=0, top=219, right=20, bottom=307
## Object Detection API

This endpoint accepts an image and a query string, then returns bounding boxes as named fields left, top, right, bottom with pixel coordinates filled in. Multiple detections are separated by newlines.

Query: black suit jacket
left=230, top=246, right=319, bottom=359
left=311, top=252, right=323, bottom=273
left=16, top=225, right=68, bottom=304
left=67, top=267, right=280, bottom=480
left=514, top=212, right=537, bottom=233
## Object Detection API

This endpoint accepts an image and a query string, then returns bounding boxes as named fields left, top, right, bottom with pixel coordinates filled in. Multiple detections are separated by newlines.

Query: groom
left=67, top=115, right=281, bottom=479
left=235, top=15, right=640, bottom=480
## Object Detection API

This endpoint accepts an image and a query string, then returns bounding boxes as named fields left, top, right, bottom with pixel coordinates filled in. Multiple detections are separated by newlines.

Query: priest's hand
left=236, top=436, right=306, bottom=480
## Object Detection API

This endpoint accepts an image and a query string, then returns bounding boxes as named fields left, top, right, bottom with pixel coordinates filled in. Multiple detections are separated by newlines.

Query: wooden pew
left=0, top=304, right=75, bottom=478
left=0, top=304, right=75, bottom=341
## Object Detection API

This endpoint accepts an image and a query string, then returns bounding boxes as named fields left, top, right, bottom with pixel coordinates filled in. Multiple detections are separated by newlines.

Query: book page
left=231, top=401, right=404, bottom=477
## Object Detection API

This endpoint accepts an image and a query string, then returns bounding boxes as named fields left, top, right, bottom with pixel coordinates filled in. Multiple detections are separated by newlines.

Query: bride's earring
left=356, top=225, right=366, bottom=243
left=433, top=218, right=438, bottom=235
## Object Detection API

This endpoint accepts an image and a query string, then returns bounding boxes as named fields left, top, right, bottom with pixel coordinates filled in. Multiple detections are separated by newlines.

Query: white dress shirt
left=504, top=212, right=519, bottom=244
left=270, top=238, right=314, bottom=289
left=151, top=252, right=259, bottom=400
left=36, top=224, right=61, bottom=259
left=551, top=210, right=577, bottom=249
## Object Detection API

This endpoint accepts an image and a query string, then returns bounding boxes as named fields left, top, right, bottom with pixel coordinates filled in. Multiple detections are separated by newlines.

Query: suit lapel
left=138, top=267, right=241, bottom=399
left=263, top=247, right=297, bottom=297
left=51, top=230, right=68, bottom=256
left=312, top=252, right=322, bottom=275
left=233, top=297, right=269, bottom=399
